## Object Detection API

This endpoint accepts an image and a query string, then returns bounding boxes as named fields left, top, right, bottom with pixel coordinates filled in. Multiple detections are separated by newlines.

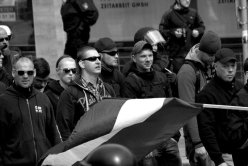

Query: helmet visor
left=144, top=30, right=166, bottom=46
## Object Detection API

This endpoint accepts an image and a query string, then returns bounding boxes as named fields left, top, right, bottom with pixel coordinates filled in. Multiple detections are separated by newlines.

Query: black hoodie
left=45, top=80, right=64, bottom=115
left=0, top=85, right=61, bottom=166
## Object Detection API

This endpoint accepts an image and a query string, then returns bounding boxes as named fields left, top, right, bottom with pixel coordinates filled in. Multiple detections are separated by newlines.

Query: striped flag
left=41, top=97, right=201, bottom=166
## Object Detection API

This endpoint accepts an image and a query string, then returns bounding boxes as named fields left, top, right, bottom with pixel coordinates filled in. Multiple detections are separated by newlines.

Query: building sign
left=0, top=0, right=16, bottom=22
left=90, top=0, right=174, bottom=42
left=90, top=0, right=240, bottom=42
left=197, top=1, right=239, bottom=38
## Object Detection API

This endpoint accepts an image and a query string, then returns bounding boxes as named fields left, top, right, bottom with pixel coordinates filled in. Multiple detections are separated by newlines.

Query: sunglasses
left=82, top=56, right=101, bottom=62
left=0, top=37, right=9, bottom=42
left=62, top=68, right=76, bottom=74
left=101, top=51, right=118, bottom=56
left=17, top=70, right=34, bottom=76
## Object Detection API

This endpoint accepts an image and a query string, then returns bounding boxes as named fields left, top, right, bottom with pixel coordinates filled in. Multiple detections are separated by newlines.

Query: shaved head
left=0, top=27, right=7, bottom=38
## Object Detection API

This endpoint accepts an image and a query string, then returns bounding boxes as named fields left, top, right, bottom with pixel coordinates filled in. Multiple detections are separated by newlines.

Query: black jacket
left=0, top=68, right=13, bottom=87
left=0, top=85, right=61, bottom=166
left=159, top=3, right=205, bottom=58
left=61, top=0, right=99, bottom=32
left=196, top=76, right=243, bottom=165
left=100, top=63, right=125, bottom=97
left=56, top=76, right=115, bottom=141
left=44, top=80, right=64, bottom=116
left=122, top=63, right=172, bottom=98
left=228, top=83, right=248, bottom=149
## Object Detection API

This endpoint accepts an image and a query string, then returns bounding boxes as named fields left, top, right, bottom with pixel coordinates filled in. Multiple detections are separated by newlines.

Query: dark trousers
left=232, top=148, right=248, bottom=166
left=156, top=138, right=182, bottom=166
left=64, top=27, right=90, bottom=59
left=140, top=139, right=182, bottom=166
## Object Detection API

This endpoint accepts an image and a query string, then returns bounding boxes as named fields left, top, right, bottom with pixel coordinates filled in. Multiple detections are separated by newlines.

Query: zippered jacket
left=56, top=76, right=115, bottom=141
left=196, top=76, right=243, bottom=165
left=0, top=85, right=61, bottom=166
left=44, top=80, right=64, bottom=115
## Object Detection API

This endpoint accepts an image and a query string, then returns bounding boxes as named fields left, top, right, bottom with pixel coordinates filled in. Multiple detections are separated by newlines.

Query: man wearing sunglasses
left=94, top=37, right=125, bottom=97
left=44, top=55, right=76, bottom=114
left=56, top=46, right=115, bottom=141
left=0, top=56, right=61, bottom=166
left=0, top=26, right=20, bottom=76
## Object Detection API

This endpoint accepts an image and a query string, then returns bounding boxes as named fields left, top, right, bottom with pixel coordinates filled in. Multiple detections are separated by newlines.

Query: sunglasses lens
left=17, top=71, right=24, bottom=76
left=17, top=70, right=34, bottom=76
left=63, top=68, right=76, bottom=74
left=63, top=69, right=70, bottom=74
left=108, top=51, right=118, bottom=56
left=27, top=71, right=34, bottom=75
left=71, top=68, right=76, bottom=74
left=102, top=51, right=118, bottom=56
left=89, top=57, right=97, bottom=61
left=83, top=56, right=101, bottom=62
left=0, top=37, right=9, bottom=42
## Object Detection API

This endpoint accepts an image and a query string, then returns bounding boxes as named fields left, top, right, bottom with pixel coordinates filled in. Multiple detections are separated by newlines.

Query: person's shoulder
left=198, top=79, right=216, bottom=95
left=162, top=8, right=173, bottom=17
left=188, top=7, right=197, bottom=13
left=235, top=87, right=247, bottom=98
left=177, top=63, right=196, bottom=79
left=0, top=81, right=7, bottom=94
left=126, top=72, right=143, bottom=83
left=103, top=82, right=115, bottom=97
left=153, top=70, right=167, bottom=80
left=178, top=62, right=196, bottom=73
left=235, top=79, right=243, bottom=90
left=35, top=89, right=51, bottom=101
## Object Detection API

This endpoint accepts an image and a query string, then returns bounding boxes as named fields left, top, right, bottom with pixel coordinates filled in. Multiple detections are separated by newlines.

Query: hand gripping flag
left=40, top=97, right=202, bottom=166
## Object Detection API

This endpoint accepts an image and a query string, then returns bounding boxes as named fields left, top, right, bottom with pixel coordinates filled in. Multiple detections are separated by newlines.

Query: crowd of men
left=0, top=0, right=248, bottom=166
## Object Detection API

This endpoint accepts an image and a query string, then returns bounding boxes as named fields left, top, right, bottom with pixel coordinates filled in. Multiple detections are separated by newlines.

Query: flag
left=41, top=97, right=201, bottom=166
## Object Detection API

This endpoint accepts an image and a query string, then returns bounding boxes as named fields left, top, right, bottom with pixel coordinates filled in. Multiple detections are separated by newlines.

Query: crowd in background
left=0, top=0, right=248, bottom=166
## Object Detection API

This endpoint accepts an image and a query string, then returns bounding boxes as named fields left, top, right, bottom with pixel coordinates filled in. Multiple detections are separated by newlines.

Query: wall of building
left=32, top=0, right=66, bottom=79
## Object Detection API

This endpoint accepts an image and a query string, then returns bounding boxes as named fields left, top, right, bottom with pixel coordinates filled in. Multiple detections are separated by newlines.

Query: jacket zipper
left=26, top=99, right=38, bottom=162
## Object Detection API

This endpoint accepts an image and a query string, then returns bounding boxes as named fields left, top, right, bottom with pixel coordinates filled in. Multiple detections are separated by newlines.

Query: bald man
left=0, top=56, right=61, bottom=166
left=44, top=55, right=76, bottom=114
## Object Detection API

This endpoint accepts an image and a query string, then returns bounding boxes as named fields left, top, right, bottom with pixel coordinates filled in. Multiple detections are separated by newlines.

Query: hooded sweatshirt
left=56, top=76, right=115, bottom=141
left=44, top=80, right=64, bottom=115
left=177, top=44, right=209, bottom=156
left=0, top=84, right=61, bottom=166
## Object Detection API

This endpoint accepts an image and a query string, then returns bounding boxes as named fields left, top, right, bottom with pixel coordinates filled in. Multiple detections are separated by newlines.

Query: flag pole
left=202, top=104, right=248, bottom=111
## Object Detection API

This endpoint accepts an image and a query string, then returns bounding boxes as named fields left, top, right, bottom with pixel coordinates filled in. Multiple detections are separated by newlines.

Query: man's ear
left=78, top=60, right=85, bottom=69
left=131, top=54, right=136, bottom=63
left=33, top=69, right=36, bottom=78
left=12, top=70, right=15, bottom=78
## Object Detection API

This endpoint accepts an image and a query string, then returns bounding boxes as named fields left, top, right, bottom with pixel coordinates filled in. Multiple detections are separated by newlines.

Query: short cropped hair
left=76, top=46, right=97, bottom=63
left=12, top=55, right=33, bottom=69
left=56, top=55, right=72, bottom=68
left=33, top=57, right=50, bottom=78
